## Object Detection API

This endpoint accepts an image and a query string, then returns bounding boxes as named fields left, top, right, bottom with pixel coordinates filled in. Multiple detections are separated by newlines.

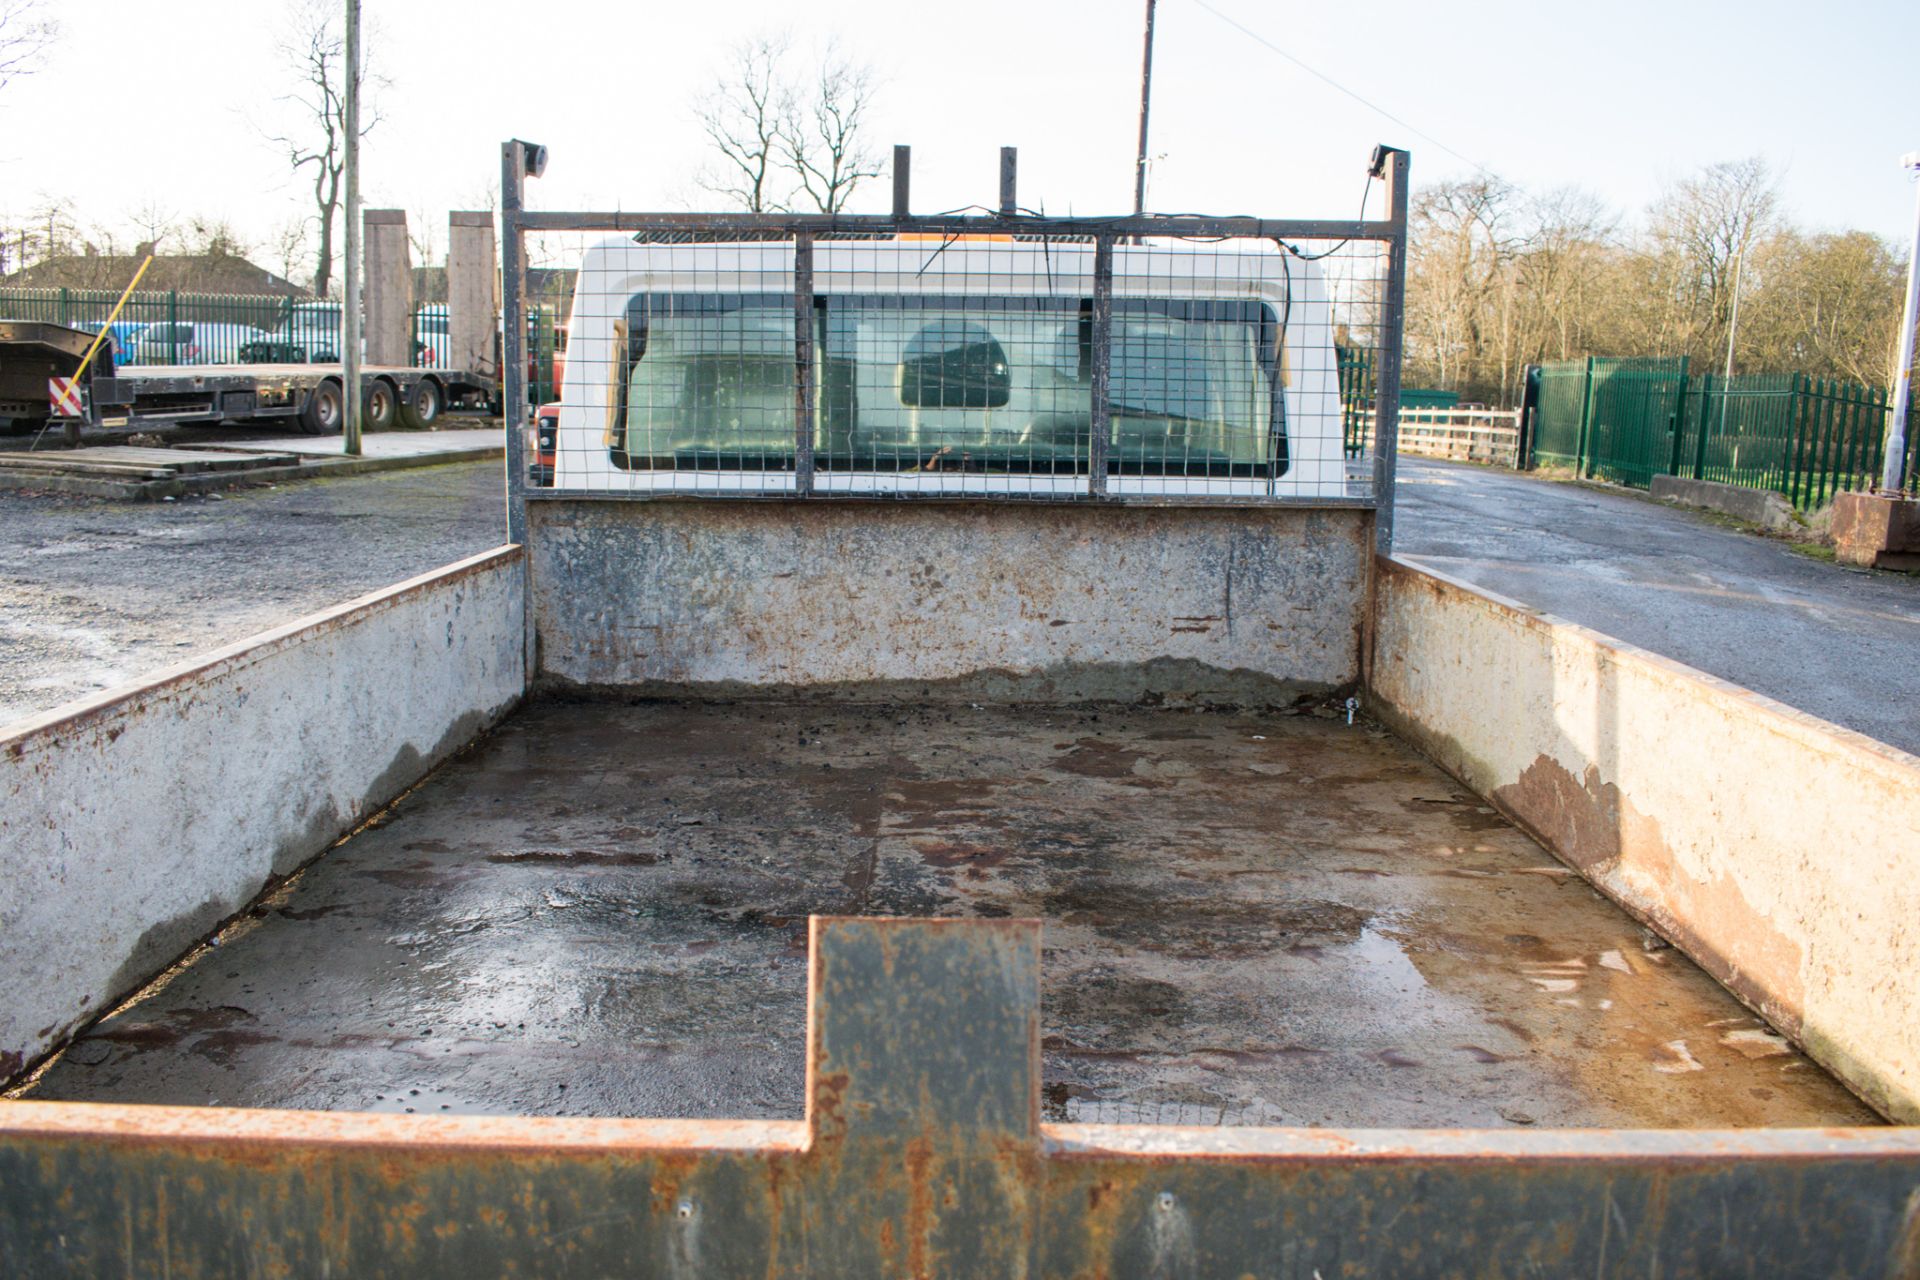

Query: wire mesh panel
left=526, top=231, right=1393, bottom=507
left=501, top=141, right=1409, bottom=529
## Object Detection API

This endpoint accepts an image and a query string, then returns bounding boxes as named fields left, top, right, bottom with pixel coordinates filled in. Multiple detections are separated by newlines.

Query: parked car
left=239, top=302, right=450, bottom=368
left=241, top=302, right=345, bottom=365
left=72, top=320, right=150, bottom=369
left=129, top=322, right=272, bottom=367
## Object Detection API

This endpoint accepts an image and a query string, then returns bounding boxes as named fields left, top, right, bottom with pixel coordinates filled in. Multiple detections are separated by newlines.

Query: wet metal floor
left=26, top=699, right=1878, bottom=1128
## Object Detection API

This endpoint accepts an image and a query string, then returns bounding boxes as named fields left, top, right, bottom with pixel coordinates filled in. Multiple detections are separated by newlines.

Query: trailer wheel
left=300, top=379, right=344, bottom=435
left=365, top=379, right=399, bottom=432
left=401, top=378, right=443, bottom=430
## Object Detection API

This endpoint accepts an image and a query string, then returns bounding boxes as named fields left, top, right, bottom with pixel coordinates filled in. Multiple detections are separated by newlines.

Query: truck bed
left=25, top=698, right=1876, bottom=1129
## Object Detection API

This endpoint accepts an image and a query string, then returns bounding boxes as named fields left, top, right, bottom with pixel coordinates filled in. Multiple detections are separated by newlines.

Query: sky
left=2, top=0, right=1917, bottom=273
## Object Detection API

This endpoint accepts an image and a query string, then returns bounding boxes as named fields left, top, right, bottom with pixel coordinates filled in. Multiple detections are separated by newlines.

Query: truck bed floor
left=25, top=699, right=1878, bottom=1128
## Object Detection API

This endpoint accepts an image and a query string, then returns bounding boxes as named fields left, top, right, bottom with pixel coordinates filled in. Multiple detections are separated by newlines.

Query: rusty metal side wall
left=0, top=548, right=528, bottom=1087
left=1366, top=555, right=1920, bottom=1123
left=4, top=916, right=1919, bottom=1277
left=526, top=500, right=1370, bottom=704
left=4, top=1115, right=1918, bottom=1277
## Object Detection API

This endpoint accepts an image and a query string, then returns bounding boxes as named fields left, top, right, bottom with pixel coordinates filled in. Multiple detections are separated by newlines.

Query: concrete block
left=448, top=212, right=497, bottom=379
left=1649, top=474, right=1794, bottom=531
left=1831, top=490, right=1920, bottom=571
left=363, top=209, right=412, bottom=368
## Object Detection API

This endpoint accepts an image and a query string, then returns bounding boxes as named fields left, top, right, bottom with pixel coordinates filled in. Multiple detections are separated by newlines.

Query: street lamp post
left=1881, top=151, right=1920, bottom=493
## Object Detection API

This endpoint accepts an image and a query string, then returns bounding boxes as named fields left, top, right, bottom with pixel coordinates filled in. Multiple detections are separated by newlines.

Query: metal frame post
left=501, top=142, right=529, bottom=545
left=1372, top=147, right=1410, bottom=555
left=1666, top=356, right=1691, bottom=478
left=793, top=233, right=815, bottom=495
left=1089, top=235, right=1114, bottom=496
left=342, top=0, right=362, bottom=457
left=999, top=147, right=1018, bottom=216
left=891, top=145, right=911, bottom=219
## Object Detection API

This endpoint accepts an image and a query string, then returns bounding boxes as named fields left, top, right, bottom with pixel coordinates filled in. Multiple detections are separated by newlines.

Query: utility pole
left=1132, top=0, right=1157, bottom=215
left=1881, top=151, right=1920, bottom=493
left=1718, top=245, right=1746, bottom=444
left=342, top=0, right=363, bottom=457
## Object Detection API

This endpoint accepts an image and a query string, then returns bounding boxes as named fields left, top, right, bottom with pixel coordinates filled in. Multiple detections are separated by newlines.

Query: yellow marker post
left=66, top=254, right=154, bottom=386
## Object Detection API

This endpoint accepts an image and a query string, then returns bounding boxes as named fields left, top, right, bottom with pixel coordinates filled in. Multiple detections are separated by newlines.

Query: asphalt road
left=0, top=461, right=504, bottom=729
left=1393, top=458, right=1920, bottom=756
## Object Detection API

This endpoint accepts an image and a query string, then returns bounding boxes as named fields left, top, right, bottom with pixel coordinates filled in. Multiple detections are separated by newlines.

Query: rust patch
left=1049, top=739, right=1145, bottom=779
left=1496, top=754, right=1807, bottom=1038
left=911, top=840, right=1013, bottom=871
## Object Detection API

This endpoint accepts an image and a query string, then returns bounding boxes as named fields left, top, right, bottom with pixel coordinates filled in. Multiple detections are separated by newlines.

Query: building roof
left=1, top=251, right=309, bottom=297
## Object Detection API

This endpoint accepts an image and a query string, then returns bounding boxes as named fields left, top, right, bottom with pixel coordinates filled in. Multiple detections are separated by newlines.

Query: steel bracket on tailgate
left=2, top=917, right=1918, bottom=1276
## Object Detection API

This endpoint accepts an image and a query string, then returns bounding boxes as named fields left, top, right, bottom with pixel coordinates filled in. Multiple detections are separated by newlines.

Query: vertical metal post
left=1692, top=372, right=1714, bottom=481
left=501, top=142, right=529, bottom=544
left=1132, top=0, right=1157, bottom=215
left=794, top=233, right=815, bottom=496
left=342, top=0, right=363, bottom=457
left=891, top=146, right=911, bottom=221
left=1667, top=356, right=1690, bottom=477
left=1372, top=147, right=1410, bottom=555
left=1881, top=153, right=1920, bottom=492
left=1089, top=235, right=1113, bottom=497
left=999, top=147, right=1018, bottom=216
left=1575, top=355, right=1596, bottom=478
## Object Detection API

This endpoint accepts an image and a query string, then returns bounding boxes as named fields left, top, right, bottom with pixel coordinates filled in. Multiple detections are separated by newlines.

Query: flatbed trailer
left=0, top=319, right=493, bottom=442
left=2, top=163, right=1918, bottom=1276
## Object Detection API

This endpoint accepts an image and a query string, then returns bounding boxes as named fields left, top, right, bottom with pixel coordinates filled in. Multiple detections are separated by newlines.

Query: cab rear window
left=611, top=292, right=1286, bottom=478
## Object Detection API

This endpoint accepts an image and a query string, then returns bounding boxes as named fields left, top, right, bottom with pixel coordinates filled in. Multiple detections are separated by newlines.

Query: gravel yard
left=0, top=461, right=502, bottom=728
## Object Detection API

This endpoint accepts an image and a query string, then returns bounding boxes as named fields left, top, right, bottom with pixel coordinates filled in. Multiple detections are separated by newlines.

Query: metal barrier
left=499, top=140, right=1413, bottom=551
left=1531, top=356, right=1919, bottom=506
left=5, top=916, right=1917, bottom=1276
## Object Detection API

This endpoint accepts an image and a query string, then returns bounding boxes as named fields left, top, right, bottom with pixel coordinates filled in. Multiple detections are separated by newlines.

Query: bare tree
left=694, top=32, right=793, bottom=213
left=125, top=197, right=177, bottom=255
left=267, top=0, right=379, bottom=298
left=270, top=215, right=311, bottom=288
left=0, top=0, right=57, bottom=94
left=780, top=39, right=882, bottom=214
left=1645, top=156, right=1778, bottom=359
left=694, top=32, right=883, bottom=214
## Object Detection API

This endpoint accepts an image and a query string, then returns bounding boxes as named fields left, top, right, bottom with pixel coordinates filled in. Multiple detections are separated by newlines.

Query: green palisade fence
left=1582, top=356, right=1689, bottom=489
left=1337, top=346, right=1375, bottom=458
left=0, top=288, right=453, bottom=371
left=1532, top=357, right=1917, bottom=510
left=1532, top=359, right=1591, bottom=469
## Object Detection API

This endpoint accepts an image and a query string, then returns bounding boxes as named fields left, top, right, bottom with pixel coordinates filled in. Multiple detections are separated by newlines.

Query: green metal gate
left=1583, top=357, right=1689, bottom=489
left=1531, top=357, right=1916, bottom=509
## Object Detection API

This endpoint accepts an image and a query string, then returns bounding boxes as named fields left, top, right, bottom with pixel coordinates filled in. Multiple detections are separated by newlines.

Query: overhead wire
left=1186, top=0, right=1505, bottom=183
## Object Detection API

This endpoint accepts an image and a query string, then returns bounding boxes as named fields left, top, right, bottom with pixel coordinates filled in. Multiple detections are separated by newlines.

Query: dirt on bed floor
left=23, top=697, right=1879, bottom=1130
